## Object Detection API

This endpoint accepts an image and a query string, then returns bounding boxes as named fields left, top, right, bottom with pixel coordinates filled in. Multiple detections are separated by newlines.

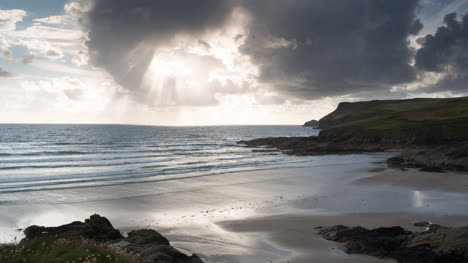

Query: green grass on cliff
left=320, top=98, right=468, bottom=145
left=0, top=237, right=133, bottom=263
left=318, top=97, right=451, bottom=128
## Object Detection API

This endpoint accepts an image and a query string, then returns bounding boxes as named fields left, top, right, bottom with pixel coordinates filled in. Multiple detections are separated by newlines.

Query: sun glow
left=148, top=52, right=194, bottom=78
left=141, top=49, right=219, bottom=107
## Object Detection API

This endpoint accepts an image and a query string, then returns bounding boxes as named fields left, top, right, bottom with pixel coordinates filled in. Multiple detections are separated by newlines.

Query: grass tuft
left=0, top=237, right=134, bottom=263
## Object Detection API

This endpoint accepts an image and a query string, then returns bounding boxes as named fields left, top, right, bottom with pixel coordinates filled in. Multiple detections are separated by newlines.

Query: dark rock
left=419, top=166, right=444, bottom=173
left=413, top=222, right=432, bottom=227
left=238, top=136, right=384, bottom=156
left=319, top=225, right=468, bottom=263
left=387, top=146, right=468, bottom=173
left=121, top=228, right=203, bottom=262
left=125, top=229, right=170, bottom=246
left=240, top=135, right=468, bottom=172
left=125, top=243, right=204, bottom=263
left=23, top=214, right=123, bottom=242
left=303, top=120, right=319, bottom=128
left=21, top=215, right=205, bottom=263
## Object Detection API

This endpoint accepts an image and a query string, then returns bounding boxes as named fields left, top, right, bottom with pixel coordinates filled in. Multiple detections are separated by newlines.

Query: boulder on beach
left=319, top=224, right=468, bottom=263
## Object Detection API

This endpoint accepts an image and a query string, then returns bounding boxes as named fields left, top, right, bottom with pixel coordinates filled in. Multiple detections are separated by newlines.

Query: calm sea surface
left=0, top=125, right=325, bottom=202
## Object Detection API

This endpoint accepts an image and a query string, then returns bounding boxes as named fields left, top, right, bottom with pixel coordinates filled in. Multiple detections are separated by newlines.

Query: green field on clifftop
left=317, top=97, right=463, bottom=129
left=319, top=98, right=468, bottom=145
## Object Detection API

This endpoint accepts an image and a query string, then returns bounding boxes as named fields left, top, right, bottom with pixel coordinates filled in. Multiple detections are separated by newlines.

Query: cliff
left=318, top=97, right=449, bottom=129
left=319, top=97, right=468, bottom=146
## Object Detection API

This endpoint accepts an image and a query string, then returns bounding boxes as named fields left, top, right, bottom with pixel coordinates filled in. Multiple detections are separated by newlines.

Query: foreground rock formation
left=318, top=224, right=468, bottom=263
left=21, top=214, right=203, bottom=263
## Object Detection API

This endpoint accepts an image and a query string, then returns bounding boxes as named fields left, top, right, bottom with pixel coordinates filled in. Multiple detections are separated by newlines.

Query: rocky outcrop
left=319, top=224, right=468, bottom=263
left=22, top=214, right=203, bottom=263
left=387, top=144, right=468, bottom=172
left=303, top=120, right=319, bottom=128
left=240, top=135, right=468, bottom=172
left=23, top=214, right=123, bottom=242
left=238, top=136, right=384, bottom=156
left=123, top=229, right=203, bottom=263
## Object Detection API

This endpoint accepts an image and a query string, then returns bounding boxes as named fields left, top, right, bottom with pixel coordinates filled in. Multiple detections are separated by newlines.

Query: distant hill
left=303, top=120, right=319, bottom=128
left=319, top=97, right=468, bottom=145
left=318, top=98, right=452, bottom=129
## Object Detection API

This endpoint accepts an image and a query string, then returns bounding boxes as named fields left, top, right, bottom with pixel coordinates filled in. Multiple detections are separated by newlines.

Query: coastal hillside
left=303, top=119, right=319, bottom=127
left=318, top=97, right=452, bottom=129
left=241, top=96, right=468, bottom=171
left=319, top=97, right=468, bottom=145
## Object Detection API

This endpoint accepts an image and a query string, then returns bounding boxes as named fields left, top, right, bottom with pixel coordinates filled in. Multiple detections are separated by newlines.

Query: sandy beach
left=220, top=212, right=468, bottom=263
left=2, top=153, right=468, bottom=262
left=216, top=167, right=468, bottom=262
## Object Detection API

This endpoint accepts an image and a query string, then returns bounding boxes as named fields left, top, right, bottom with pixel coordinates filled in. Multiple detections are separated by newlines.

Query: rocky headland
left=0, top=214, right=203, bottom=263
left=240, top=97, right=468, bottom=172
left=302, top=119, right=319, bottom=128
left=318, top=223, right=468, bottom=263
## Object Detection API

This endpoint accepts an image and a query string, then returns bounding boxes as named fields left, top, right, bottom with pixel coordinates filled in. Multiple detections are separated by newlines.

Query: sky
left=0, top=0, right=467, bottom=126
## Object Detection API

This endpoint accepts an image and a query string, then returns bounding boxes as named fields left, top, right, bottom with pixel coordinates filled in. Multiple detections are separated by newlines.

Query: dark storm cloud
left=85, top=0, right=238, bottom=104
left=84, top=0, right=425, bottom=103
left=241, top=0, right=423, bottom=99
left=416, top=12, right=468, bottom=72
left=415, top=12, right=468, bottom=92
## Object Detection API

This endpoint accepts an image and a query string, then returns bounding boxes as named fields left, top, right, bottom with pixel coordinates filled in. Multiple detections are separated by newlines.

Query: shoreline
left=2, top=155, right=468, bottom=262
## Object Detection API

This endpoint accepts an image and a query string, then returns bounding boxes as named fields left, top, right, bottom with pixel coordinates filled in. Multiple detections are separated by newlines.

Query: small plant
left=0, top=237, right=135, bottom=263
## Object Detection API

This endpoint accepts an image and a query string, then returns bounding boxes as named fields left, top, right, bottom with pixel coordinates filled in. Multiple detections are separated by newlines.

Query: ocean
left=0, top=124, right=322, bottom=203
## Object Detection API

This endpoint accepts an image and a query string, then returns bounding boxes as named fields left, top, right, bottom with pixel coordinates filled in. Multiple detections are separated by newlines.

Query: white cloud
left=0, top=34, right=11, bottom=59
left=29, top=59, right=105, bottom=78
left=0, top=3, right=88, bottom=63
left=72, top=50, right=89, bottom=66
left=13, top=38, right=65, bottom=59
left=0, top=9, right=27, bottom=31
left=33, top=1, right=91, bottom=26
left=15, top=76, right=115, bottom=113
left=390, top=71, right=447, bottom=92
left=33, top=15, right=66, bottom=25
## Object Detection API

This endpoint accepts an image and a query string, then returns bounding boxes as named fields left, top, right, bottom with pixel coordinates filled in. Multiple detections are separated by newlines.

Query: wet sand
left=220, top=213, right=468, bottom=262
left=355, top=167, right=468, bottom=192
left=215, top=168, right=468, bottom=262
left=2, top=153, right=468, bottom=262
